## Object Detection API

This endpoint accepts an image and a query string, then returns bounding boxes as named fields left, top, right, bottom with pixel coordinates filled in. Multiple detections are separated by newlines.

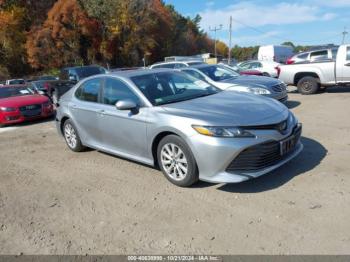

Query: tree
left=26, top=0, right=101, bottom=69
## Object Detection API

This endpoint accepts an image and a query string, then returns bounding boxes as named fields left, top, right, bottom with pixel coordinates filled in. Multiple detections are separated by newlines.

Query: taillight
left=286, top=58, right=294, bottom=65
left=275, top=66, right=281, bottom=78
left=43, top=82, right=50, bottom=91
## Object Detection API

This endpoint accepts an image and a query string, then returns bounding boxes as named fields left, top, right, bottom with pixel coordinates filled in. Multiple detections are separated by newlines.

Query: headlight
left=0, top=107, right=16, bottom=112
left=248, top=87, right=271, bottom=95
left=192, top=125, right=255, bottom=138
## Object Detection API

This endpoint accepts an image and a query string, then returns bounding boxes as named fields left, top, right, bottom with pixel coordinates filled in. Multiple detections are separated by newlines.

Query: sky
left=164, top=0, right=350, bottom=47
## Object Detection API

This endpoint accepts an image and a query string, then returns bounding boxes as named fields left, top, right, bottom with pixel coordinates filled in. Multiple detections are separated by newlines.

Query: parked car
left=219, top=63, right=264, bottom=76
left=149, top=61, right=205, bottom=69
left=258, top=45, right=294, bottom=63
left=0, top=85, right=54, bottom=127
left=286, top=47, right=339, bottom=65
left=237, top=60, right=280, bottom=78
left=278, top=44, right=350, bottom=94
left=5, top=79, right=26, bottom=85
left=181, top=64, right=288, bottom=103
left=28, top=80, right=76, bottom=104
left=56, top=69, right=302, bottom=187
left=59, top=65, right=107, bottom=82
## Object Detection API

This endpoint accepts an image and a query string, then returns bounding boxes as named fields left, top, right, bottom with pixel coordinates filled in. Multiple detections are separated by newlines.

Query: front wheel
left=297, top=76, right=320, bottom=95
left=157, top=135, right=198, bottom=187
left=63, top=119, right=86, bottom=152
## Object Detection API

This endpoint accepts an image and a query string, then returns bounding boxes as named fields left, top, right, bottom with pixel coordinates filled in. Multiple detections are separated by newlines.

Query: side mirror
left=115, top=100, right=137, bottom=111
left=69, top=75, right=77, bottom=81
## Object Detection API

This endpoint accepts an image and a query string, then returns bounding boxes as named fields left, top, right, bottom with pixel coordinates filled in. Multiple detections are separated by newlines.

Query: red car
left=239, top=69, right=263, bottom=76
left=0, top=85, right=54, bottom=127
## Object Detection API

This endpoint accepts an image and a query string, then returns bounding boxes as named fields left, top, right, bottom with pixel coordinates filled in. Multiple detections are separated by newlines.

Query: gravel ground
left=0, top=87, right=349, bottom=255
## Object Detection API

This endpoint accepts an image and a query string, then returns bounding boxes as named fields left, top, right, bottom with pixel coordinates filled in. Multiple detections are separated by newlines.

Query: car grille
left=271, top=83, right=287, bottom=93
left=226, top=125, right=302, bottom=172
left=19, top=104, right=42, bottom=118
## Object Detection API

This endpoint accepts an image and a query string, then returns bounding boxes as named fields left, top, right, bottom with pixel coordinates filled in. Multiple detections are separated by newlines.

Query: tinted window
left=103, top=78, right=140, bottom=105
left=310, top=50, right=328, bottom=61
left=346, top=47, right=350, bottom=60
left=8, top=79, right=25, bottom=85
left=75, top=67, right=106, bottom=78
left=174, top=63, right=186, bottom=68
left=76, top=79, right=100, bottom=102
left=131, top=72, right=219, bottom=106
left=297, top=53, right=308, bottom=59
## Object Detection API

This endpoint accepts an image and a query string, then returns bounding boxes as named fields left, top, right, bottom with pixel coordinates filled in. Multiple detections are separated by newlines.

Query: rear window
left=152, top=64, right=176, bottom=69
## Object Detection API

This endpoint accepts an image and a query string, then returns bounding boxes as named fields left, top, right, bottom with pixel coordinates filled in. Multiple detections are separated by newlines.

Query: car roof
left=107, top=68, right=180, bottom=78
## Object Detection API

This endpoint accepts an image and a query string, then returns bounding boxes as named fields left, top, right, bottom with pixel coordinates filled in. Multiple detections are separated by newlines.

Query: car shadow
left=14, top=115, right=56, bottom=127
left=324, top=86, right=350, bottom=93
left=285, top=100, right=301, bottom=109
left=199, top=137, right=327, bottom=193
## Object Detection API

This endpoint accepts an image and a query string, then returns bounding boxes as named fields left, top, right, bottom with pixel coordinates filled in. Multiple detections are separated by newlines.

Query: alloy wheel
left=160, top=143, right=188, bottom=181
left=64, top=123, right=77, bottom=149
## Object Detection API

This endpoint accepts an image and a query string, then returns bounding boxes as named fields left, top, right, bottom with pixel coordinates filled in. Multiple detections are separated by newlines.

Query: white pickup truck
left=278, top=44, right=350, bottom=94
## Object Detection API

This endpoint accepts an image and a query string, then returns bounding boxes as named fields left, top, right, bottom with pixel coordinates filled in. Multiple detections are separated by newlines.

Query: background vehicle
left=5, top=79, right=26, bottom=85
left=59, top=65, right=107, bottom=82
left=278, top=44, right=350, bottom=94
left=28, top=80, right=76, bottom=104
left=183, top=64, right=288, bottom=103
left=258, top=45, right=294, bottom=63
left=286, top=47, right=339, bottom=64
left=56, top=70, right=302, bottom=187
left=219, top=63, right=264, bottom=76
left=237, top=60, right=280, bottom=77
left=149, top=61, right=205, bottom=69
left=0, top=85, right=54, bottom=127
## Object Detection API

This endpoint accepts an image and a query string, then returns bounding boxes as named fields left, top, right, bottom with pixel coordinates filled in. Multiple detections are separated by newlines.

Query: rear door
left=69, top=78, right=103, bottom=147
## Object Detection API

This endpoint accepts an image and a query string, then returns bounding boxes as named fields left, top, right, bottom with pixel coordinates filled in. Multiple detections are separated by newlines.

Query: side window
left=103, top=78, right=140, bottom=106
left=310, top=50, right=328, bottom=61
left=152, top=64, right=175, bottom=69
left=346, top=47, right=350, bottom=61
left=75, top=79, right=101, bottom=102
left=297, top=53, right=308, bottom=59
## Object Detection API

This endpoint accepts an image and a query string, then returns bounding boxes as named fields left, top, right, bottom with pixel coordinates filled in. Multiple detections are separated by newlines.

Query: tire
left=63, top=119, right=86, bottom=152
left=157, top=135, right=199, bottom=187
left=297, top=76, right=320, bottom=95
left=262, top=72, right=270, bottom=77
left=0, top=123, right=4, bottom=128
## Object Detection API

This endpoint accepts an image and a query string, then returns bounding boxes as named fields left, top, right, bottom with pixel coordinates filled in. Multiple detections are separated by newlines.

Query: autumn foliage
left=0, top=0, right=220, bottom=77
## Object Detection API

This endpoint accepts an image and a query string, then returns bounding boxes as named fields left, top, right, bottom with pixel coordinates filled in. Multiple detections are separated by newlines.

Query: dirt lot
left=0, top=87, right=349, bottom=255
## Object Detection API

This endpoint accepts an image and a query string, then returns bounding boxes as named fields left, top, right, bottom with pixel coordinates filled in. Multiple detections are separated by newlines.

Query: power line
left=226, top=17, right=343, bottom=45
left=342, top=27, right=348, bottom=44
left=209, top=24, right=223, bottom=58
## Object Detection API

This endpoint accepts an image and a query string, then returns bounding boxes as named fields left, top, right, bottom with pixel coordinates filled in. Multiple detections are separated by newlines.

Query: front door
left=97, top=77, right=149, bottom=161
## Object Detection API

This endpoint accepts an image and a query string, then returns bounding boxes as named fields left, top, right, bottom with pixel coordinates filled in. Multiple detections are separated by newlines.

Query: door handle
left=98, top=109, right=106, bottom=116
left=345, top=63, right=350, bottom=66
left=71, top=104, right=77, bottom=110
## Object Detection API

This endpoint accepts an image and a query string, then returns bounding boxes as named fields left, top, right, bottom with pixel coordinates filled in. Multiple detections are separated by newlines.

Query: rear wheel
left=297, top=76, right=320, bottom=95
left=63, top=119, right=85, bottom=152
left=157, top=135, right=198, bottom=187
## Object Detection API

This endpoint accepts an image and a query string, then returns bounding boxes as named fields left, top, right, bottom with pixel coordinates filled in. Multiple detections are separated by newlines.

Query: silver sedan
left=56, top=69, right=303, bottom=187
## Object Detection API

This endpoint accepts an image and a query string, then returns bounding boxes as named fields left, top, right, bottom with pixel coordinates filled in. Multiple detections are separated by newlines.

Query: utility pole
left=228, top=16, right=233, bottom=64
left=342, top=27, right=348, bottom=44
left=209, top=24, right=223, bottom=58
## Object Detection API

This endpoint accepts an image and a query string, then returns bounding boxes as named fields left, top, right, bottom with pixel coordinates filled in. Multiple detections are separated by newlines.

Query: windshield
left=9, top=79, right=25, bottom=85
left=75, top=67, right=106, bottom=78
left=131, top=71, right=220, bottom=106
left=0, top=87, right=33, bottom=99
left=197, top=65, right=239, bottom=81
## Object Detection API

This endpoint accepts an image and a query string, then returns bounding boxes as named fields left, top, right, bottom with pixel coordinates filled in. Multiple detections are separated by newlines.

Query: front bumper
left=187, top=124, right=303, bottom=183
left=0, top=107, right=54, bottom=126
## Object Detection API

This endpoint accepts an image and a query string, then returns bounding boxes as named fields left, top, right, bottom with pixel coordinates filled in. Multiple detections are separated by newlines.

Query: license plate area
left=280, top=135, right=296, bottom=156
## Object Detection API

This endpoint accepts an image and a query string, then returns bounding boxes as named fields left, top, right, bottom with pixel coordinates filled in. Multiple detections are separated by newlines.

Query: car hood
left=222, top=75, right=280, bottom=88
left=0, top=95, right=48, bottom=108
left=161, top=91, right=288, bottom=126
